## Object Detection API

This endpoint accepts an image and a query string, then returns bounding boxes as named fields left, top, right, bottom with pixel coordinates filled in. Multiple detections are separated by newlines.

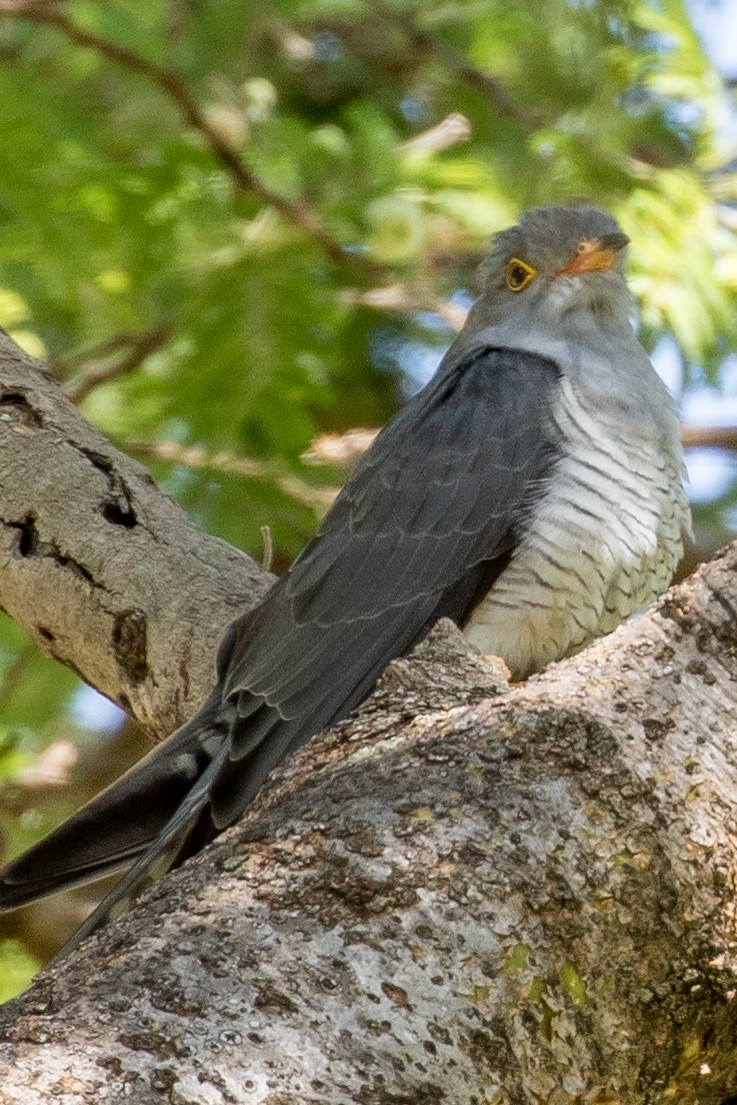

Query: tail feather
left=0, top=689, right=226, bottom=912
left=49, top=742, right=230, bottom=964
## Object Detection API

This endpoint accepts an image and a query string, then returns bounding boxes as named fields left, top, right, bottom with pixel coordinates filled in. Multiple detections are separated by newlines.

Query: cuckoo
left=0, top=205, right=691, bottom=949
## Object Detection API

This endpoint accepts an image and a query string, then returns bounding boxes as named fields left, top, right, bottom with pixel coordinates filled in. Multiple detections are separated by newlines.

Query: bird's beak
left=557, top=232, right=630, bottom=277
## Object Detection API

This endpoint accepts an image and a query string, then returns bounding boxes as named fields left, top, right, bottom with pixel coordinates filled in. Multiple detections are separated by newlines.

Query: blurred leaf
left=0, top=940, right=41, bottom=1003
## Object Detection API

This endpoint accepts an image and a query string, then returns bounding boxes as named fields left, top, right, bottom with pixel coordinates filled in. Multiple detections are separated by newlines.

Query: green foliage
left=0, top=939, right=41, bottom=1003
left=0, top=0, right=735, bottom=976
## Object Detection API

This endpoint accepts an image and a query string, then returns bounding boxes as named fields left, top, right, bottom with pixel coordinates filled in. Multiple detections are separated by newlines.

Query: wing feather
left=211, top=346, right=562, bottom=824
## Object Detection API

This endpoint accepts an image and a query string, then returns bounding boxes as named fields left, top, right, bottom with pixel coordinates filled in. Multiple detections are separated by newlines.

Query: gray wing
left=210, top=345, right=562, bottom=824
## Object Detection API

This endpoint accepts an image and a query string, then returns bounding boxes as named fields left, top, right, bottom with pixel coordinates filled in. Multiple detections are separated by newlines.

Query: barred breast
left=464, top=375, right=690, bottom=680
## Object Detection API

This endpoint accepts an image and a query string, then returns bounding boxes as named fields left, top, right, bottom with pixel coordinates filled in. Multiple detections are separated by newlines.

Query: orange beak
left=557, top=232, right=630, bottom=277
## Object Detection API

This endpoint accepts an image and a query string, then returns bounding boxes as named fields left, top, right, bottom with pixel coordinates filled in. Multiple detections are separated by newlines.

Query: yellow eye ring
left=506, top=257, right=537, bottom=292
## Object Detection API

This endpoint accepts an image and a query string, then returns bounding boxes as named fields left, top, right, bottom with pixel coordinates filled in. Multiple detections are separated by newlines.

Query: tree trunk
left=1, top=332, right=737, bottom=1103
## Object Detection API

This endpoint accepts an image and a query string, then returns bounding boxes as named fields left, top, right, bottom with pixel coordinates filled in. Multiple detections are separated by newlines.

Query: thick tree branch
left=0, top=330, right=270, bottom=737
left=1, top=558, right=737, bottom=1098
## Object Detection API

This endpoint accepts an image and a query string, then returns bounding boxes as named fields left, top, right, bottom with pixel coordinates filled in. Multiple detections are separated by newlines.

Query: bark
left=1, top=332, right=737, bottom=1102
left=0, top=330, right=270, bottom=738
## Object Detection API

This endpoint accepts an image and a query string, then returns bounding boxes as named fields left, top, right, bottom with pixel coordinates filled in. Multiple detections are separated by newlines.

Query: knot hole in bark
left=102, top=500, right=137, bottom=528
left=78, top=445, right=138, bottom=529
left=0, top=391, right=42, bottom=428
left=112, top=608, right=148, bottom=683
left=10, top=514, right=38, bottom=557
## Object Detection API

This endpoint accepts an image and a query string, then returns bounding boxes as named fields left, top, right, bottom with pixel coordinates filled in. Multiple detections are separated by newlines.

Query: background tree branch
left=1, top=335, right=737, bottom=1099
left=59, top=326, right=173, bottom=406
left=0, top=0, right=365, bottom=274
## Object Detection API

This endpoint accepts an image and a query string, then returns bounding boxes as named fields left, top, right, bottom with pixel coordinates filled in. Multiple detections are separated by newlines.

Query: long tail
left=49, top=741, right=230, bottom=963
left=0, top=689, right=227, bottom=914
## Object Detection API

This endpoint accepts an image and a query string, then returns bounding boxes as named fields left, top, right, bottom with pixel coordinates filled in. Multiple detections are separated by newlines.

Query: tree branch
left=0, top=1, right=362, bottom=272
left=1, top=560, right=737, bottom=1097
left=362, top=0, right=543, bottom=126
left=682, top=425, right=737, bottom=451
left=399, top=111, right=471, bottom=153
left=60, top=326, right=172, bottom=405
left=126, top=438, right=337, bottom=515
left=0, top=330, right=271, bottom=738
left=303, top=421, right=737, bottom=473
left=341, top=282, right=469, bottom=330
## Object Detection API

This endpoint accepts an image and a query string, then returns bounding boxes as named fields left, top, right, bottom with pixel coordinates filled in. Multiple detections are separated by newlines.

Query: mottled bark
left=0, top=330, right=270, bottom=738
left=1, top=331, right=737, bottom=1102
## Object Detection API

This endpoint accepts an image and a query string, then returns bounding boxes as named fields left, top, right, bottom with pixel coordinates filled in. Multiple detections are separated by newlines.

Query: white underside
left=463, top=375, right=689, bottom=679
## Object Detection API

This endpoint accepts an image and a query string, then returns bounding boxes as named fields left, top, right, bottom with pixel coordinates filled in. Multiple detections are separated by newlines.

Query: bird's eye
left=506, top=257, right=537, bottom=292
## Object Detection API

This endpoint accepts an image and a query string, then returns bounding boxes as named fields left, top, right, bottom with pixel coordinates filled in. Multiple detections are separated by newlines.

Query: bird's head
left=449, top=204, right=668, bottom=426
left=474, top=205, right=631, bottom=332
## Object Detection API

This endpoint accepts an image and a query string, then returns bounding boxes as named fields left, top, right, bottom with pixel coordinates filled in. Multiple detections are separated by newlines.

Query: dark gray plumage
left=0, top=205, right=690, bottom=953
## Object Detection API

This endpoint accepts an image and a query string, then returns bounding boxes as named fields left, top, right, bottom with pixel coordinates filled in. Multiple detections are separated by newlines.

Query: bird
left=0, top=204, right=691, bottom=953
